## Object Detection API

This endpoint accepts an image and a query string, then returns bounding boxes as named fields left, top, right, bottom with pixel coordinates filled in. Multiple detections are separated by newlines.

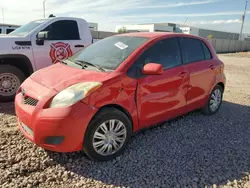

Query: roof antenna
left=48, top=14, right=55, bottom=18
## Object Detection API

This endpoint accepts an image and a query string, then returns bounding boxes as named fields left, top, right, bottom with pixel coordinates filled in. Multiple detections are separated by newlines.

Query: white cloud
left=188, top=19, right=242, bottom=25
left=0, top=0, right=218, bottom=29
left=0, top=0, right=249, bottom=33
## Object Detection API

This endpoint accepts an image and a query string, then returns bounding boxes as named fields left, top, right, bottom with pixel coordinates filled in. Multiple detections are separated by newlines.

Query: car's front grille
left=23, top=96, right=39, bottom=106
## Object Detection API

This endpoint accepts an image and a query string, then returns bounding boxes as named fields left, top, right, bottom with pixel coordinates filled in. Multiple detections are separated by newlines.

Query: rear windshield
left=70, top=35, right=149, bottom=70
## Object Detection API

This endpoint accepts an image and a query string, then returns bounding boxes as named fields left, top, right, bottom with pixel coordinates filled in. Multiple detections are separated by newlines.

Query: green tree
left=207, top=34, right=213, bottom=39
left=118, top=27, right=127, bottom=34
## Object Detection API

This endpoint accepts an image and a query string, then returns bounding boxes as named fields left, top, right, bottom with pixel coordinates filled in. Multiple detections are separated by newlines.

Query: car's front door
left=31, top=20, right=85, bottom=70
left=133, top=37, right=189, bottom=128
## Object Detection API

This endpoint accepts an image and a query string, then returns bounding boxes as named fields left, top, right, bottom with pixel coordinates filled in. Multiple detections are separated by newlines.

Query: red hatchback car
left=15, top=32, right=226, bottom=161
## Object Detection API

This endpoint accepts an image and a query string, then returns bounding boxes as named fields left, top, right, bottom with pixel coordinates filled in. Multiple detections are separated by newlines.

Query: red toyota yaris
left=15, top=32, right=226, bottom=161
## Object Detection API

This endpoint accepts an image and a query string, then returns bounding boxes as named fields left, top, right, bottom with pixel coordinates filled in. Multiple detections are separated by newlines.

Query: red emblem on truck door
left=50, top=42, right=73, bottom=64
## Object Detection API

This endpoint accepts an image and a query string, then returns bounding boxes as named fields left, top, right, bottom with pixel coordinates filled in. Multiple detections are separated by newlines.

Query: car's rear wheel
left=201, top=84, right=223, bottom=115
left=0, top=65, right=26, bottom=102
left=83, top=107, right=132, bottom=161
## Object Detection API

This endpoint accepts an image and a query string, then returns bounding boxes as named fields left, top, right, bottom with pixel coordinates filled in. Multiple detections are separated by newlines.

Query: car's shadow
left=46, top=100, right=250, bottom=187
left=0, top=102, right=16, bottom=116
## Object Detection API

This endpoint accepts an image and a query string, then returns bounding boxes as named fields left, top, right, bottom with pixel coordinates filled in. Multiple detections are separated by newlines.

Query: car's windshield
left=9, top=19, right=47, bottom=36
left=69, top=35, right=149, bottom=70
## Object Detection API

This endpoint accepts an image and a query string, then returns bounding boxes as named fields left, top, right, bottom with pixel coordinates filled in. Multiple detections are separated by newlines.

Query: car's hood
left=30, top=63, right=112, bottom=91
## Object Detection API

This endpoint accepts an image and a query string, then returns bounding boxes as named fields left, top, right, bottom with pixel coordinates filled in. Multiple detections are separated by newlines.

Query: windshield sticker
left=114, top=42, right=128, bottom=50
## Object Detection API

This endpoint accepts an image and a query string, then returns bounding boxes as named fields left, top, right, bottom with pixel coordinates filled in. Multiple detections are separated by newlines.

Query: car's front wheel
left=83, top=107, right=132, bottom=161
left=201, top=84, right=224, bottom=115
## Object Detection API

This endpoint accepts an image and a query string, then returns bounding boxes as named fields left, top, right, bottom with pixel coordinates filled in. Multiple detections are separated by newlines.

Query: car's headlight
left=49, top=82, right=102, bottom=108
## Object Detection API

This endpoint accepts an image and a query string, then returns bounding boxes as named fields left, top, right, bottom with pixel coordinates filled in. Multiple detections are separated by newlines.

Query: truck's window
left=9, top=19, right=46, bottom=36
left=0, top=29, right=2, bottom=34
left=41, top=20, right=80, bottom=40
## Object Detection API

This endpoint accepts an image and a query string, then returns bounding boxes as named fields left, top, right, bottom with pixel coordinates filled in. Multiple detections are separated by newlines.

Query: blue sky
left=1, top=0, right=249, bottom=33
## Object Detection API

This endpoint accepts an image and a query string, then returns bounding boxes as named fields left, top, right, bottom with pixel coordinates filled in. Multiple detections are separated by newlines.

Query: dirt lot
left=0, top=53, right=250, bottom=188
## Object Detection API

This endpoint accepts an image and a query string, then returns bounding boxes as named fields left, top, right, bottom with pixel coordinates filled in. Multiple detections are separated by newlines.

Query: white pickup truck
left=0, top=17, right=93, bottom=102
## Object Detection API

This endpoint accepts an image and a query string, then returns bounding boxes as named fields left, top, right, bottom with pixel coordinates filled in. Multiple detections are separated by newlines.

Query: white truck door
left=31, top=20, right=86, bottom=70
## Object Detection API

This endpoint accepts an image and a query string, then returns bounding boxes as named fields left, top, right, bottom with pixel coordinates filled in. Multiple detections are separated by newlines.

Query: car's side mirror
left=36, top=31, right=49, bottom=45
left=142, top=63, right=163, bottom=75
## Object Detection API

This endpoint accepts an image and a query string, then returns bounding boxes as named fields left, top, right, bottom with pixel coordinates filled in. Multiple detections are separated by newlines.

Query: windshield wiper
left=69, top=59, right=106, bottom=72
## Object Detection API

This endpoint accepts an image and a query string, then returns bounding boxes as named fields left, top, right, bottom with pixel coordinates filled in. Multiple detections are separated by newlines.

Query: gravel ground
left=1, top=54, right=250, bottom=188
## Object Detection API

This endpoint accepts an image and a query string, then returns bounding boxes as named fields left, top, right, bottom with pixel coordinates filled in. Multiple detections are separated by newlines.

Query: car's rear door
left=130, top=37, right=189, bottom=128
left=179, top=37, right=216, bottom=112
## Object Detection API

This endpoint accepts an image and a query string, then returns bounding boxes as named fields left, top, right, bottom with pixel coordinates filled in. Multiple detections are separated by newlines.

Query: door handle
left=178, top=71, right=188, bottom=77
left=209, top=64, right=215, bottom=70
left=74, top=44, right=85, bottom=48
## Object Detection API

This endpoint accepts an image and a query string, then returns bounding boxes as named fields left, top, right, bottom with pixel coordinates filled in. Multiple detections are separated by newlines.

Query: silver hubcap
left=0, top=73, right=20, bottom=96
left=93, top=119, right=127, bottom=156
left=210, top=89, right=222, bottom=112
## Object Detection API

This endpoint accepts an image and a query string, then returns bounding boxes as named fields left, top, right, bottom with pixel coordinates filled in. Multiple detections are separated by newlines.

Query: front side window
left=69, top=35, right=149, bottom=70
left=41, top=20, right=80, bottom=40
left=180, top=38, right=205, bottom=64
left=134, top=38, right=182, bottom=69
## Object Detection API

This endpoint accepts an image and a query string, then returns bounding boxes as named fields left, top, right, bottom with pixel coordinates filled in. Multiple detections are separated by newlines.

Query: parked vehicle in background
left=15, top=32, right=226, bottom=161
left=0, top=17, right=93, bottom=102
left=0, top=24, right=20, bottom=34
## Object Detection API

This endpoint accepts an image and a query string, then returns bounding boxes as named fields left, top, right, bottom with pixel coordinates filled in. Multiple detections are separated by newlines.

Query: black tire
left=201, top=85, right=223, bottom=115
left=83, top=107, right=132, bottom=161
left=0, top=65, right=26, bottom=102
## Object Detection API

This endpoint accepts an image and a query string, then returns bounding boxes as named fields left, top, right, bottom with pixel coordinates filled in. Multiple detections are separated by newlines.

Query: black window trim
left=179, top=37, right=213, bottom=65
left=39, top=20, right=81, bottom=41
left=200, top=40, right=212, bottom=60
left=127, top=36, right=185, bottom=79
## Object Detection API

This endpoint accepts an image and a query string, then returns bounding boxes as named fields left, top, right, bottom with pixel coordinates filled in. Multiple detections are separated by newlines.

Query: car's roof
left=117, top=32, right=205, bottom=40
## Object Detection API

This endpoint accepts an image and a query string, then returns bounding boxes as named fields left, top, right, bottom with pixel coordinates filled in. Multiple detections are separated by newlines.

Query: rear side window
left=41, top=20, right=80, bottom=40
left=201, top=41, right=212, bottom=60
left=180, top=38, right=204, bottom=64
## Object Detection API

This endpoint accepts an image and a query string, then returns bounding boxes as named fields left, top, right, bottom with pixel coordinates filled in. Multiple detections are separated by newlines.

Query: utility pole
left=43, top=0, right=47, bottom=18
left=2, top=8, right=4, bottom=23
left=239, top=0, right=248, bottom=40
left=183, top=17, right=188, bottom=27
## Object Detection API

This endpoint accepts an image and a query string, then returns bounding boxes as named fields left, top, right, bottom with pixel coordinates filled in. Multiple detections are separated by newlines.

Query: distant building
left=115, top=24, right=173, bottom=33
left=88, top=22, right=98, bottom=31
left=115, top=22, right=250, bottom=41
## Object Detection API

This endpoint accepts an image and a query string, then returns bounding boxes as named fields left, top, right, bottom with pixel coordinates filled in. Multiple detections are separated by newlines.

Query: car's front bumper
left=15, top=78, right=97, bottom=152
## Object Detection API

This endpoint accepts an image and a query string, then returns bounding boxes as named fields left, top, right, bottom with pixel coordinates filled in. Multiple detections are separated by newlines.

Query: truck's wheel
left=0, top=65, right=26, bottom=102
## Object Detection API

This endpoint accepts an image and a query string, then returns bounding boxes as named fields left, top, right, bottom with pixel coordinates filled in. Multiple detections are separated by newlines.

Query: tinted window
left=6, top=29, right=15, bottom=34
left=41, top=20, right=80, bottom=40
left=70, top=36, right=149, bottom=70
left=0, top=29, right=2, bottom=33
left=137, top=38, right=182, bottom=69
left=180, top=38, right=204, bottom=64
left=201, top=41, right=212, bottom=60
left=127, top=38, right=182, bottom=78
